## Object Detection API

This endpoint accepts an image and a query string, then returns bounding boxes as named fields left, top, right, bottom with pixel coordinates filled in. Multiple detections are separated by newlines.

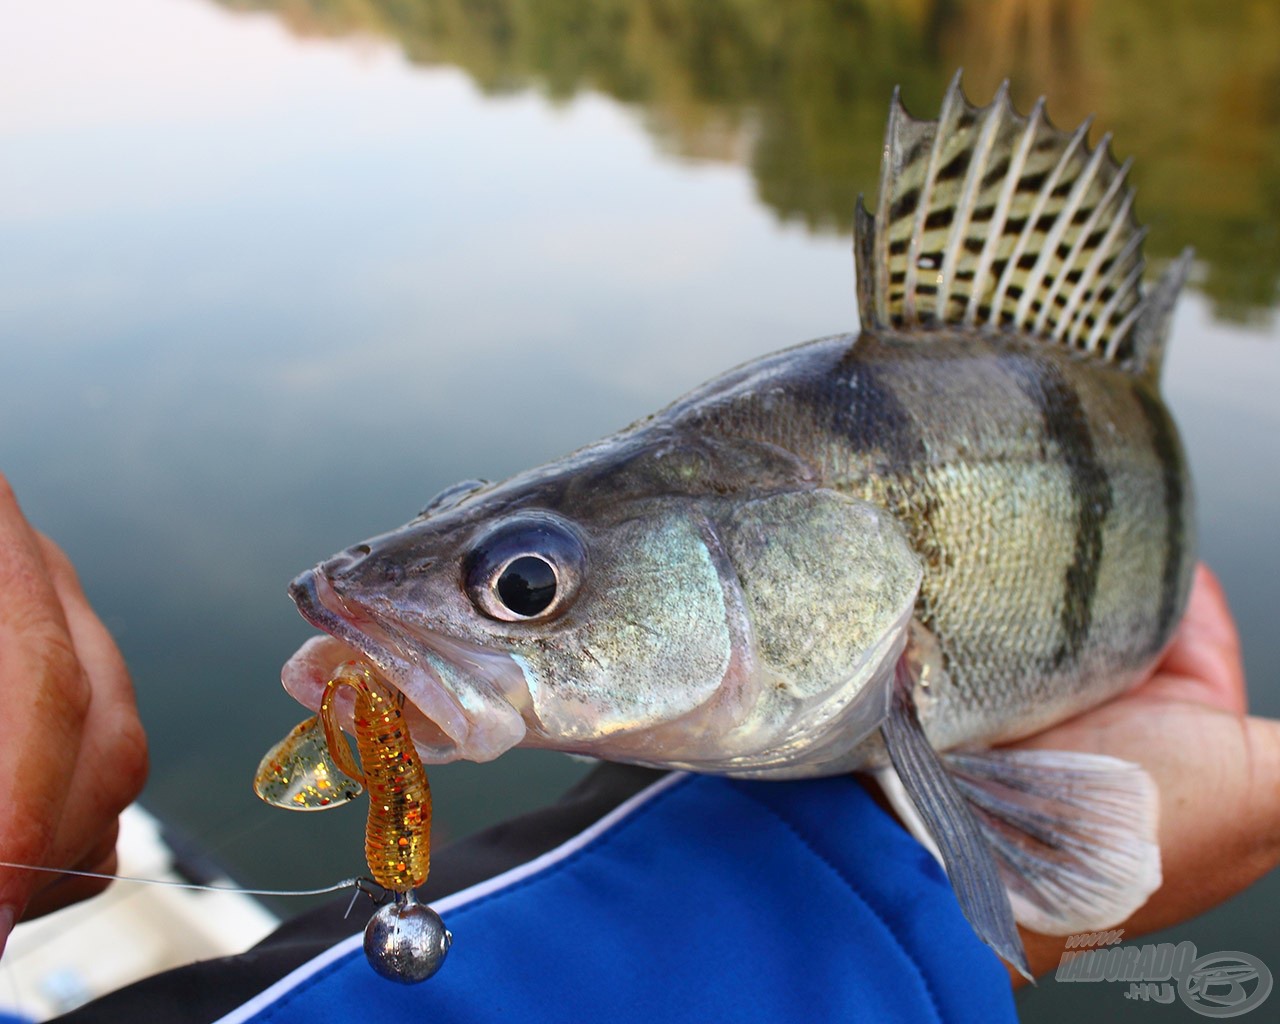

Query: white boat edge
left=0, top=805, right=281, bottom=1021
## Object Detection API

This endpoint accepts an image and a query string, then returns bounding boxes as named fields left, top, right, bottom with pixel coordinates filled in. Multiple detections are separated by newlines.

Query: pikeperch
left=281, top=76, right=1194, bottom=972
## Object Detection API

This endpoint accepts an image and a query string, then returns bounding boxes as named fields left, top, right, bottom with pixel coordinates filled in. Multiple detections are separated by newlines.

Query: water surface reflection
left=220, top=0, right=1280, bottom=320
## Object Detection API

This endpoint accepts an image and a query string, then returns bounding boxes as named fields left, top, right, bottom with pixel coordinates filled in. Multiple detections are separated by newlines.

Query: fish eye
left=464, top=513, right=586, bottom=623
left=496, top=556, right=557, bottom=617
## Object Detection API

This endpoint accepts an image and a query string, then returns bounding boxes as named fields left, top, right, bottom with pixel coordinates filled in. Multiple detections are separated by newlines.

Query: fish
left=279, top=74, right=1195, bottom=973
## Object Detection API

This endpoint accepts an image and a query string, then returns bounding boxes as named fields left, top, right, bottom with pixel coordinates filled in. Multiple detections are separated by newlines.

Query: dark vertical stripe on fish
left=831, top=356, right=943, bottom=642
left=1133, top=385, right=1185, bottom=647
left=835, top=360, right=928, bottom=474
left=1004, top=355, right=1114, bottom=669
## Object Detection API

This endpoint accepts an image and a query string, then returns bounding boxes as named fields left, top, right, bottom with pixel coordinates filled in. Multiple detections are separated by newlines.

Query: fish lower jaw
left=281, top=634, right=528, bottom=764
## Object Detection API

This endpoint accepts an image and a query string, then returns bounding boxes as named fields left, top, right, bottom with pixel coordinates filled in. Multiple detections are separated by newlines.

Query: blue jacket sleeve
left=213, top=772, right=1017, bottom=1024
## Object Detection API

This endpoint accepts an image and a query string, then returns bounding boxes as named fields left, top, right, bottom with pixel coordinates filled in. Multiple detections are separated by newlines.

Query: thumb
left=1235, top=713, right=1280, bottom=881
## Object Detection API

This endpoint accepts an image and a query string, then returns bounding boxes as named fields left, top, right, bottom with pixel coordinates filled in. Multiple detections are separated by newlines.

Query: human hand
left=1009, top=564, right=1280, bottom=983
left=0, top=474, right=148, bottom=956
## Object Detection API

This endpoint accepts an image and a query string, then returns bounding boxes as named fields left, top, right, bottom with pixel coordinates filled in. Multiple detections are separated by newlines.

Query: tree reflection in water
left=217, top=0, right=1280, bottom=323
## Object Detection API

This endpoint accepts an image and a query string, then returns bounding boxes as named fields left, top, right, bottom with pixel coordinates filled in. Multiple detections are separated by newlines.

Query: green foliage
left=217, top=0, right=1280, bottom=322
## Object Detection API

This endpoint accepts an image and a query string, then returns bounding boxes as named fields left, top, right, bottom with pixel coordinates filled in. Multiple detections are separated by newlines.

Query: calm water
left=2, top=1, right=1278, bottom=1019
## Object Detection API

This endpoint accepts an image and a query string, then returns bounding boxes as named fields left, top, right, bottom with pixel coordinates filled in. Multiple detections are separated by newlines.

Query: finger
left=22, top=827, right=121, bottom=920
left=26, top=535, right=147, bottom=904
left=1180, top=564, right=1239, bottom=653
left=0, top=476, right=91, bottom=930
left=1137, top=564, right=1246, bottom=714
left=35, top=532, right=145, bottom=788
left=0, top=478, right=72, bottom=641
left=1117, top=711, right=1280, bottom=935
left=1224, top=714, right=1280, bottom=887
left=23, top=827, right=119, bottom=918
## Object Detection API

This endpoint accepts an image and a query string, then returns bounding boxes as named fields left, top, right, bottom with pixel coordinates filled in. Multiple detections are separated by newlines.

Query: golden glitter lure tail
left=254, top=659, right=451, bottom=984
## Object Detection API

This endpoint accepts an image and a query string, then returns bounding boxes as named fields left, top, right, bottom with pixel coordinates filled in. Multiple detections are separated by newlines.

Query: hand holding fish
left=0, top=474, right=148, bottom=952
left=1011, top=564, right=1280, bottom=982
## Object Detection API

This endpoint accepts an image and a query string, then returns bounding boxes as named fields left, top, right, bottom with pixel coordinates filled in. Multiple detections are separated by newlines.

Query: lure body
left=320, top=662, right=432, bottom=892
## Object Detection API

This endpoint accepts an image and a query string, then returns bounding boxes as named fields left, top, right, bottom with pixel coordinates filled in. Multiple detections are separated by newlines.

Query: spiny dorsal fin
left=854, top=72, right=1189, bottom=380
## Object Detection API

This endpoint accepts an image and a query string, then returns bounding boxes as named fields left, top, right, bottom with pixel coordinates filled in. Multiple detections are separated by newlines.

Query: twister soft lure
left=254, top=661, right=451, bottom=983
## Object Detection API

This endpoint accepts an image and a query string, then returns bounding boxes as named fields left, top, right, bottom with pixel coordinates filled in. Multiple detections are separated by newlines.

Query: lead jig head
left=364, top=890, right=453, bottom=984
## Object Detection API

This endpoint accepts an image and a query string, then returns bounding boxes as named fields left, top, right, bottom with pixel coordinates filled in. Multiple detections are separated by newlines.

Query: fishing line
left=0, top=859, right=363, bottom=899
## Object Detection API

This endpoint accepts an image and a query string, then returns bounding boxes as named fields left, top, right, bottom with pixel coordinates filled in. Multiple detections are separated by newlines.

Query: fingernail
left=0, top=905, right=13, bottom=959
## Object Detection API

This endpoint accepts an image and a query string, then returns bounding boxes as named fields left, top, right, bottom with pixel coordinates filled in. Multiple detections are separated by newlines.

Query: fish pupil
left=495, top=556, right=557, bottom=617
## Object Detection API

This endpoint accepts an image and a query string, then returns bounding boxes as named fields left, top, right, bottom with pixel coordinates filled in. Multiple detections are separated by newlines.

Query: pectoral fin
left=880, top=660, right=1162, bottom=974
left=942, top=747, right=1161, bottom=937
left=880, top=662, right=1032, bottom=978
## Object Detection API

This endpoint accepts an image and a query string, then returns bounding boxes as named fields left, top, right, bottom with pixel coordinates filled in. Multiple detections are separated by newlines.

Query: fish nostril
left=325, top=544, right=372, bottom=579
left=328, top=545, right=410, bottom=585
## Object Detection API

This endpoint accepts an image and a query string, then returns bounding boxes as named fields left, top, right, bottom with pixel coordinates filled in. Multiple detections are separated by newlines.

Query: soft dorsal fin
left=855, top=72, right=1192, bottom=380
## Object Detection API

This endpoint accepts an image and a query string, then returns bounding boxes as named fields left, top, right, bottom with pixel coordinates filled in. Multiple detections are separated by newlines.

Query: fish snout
left=319, top=541, right=429, bottom=589
left=287, top=568, right=324, bottom=621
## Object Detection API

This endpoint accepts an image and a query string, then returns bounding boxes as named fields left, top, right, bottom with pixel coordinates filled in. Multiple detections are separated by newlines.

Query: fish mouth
left=282, top=569, right=529, bottom=763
